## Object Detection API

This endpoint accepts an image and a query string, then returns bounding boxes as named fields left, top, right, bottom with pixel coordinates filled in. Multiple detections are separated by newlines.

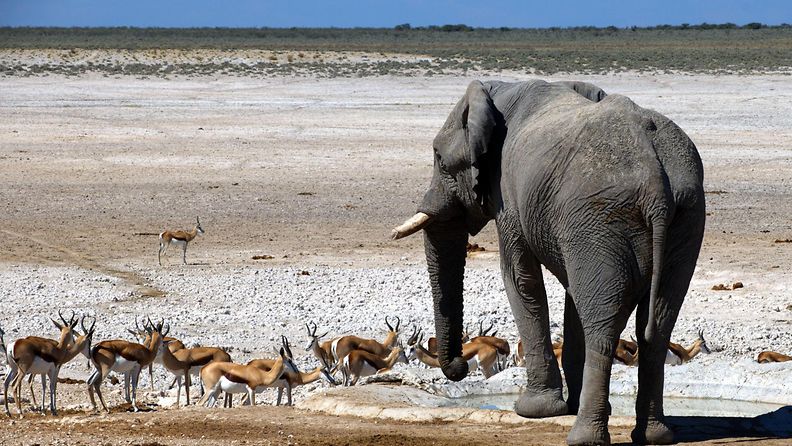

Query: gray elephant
left=392, top=79, right=704, bottom=445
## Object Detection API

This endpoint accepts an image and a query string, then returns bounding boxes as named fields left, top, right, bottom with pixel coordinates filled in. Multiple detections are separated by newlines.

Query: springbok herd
left=2, top=309, right=789, bottom=418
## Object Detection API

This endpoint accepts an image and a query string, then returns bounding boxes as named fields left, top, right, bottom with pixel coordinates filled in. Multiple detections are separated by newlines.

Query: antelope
left=4, top=310, right=79, bottom=412
left=198, top=338, right=297, bottom=408
left=757, top=351, right=792, bottom=363
left=468, top=321, right=510, bottom=371
left=426, top=324, right=472, bottom=355
left=340, top=346, right=408, bottom=386
left=330, top=316, right=401, bottom=363
left=4, top=315, right=95, bottom=416
left=666, top=329, right=710, bottom=365
left=513, top=338, right=563, bottom=368
left=412, top=331, right=500, bottom=378
left=87, top=318, right=167, bottom=413
left=245, top=338, right=337, bottom=406
left=158, top=216, right=204, bottom=266
left=127, top=316, right=186, bottom=390
left=157, top=340, right=232, bottom=405
left=304, top=321, right=335, bottom=370
left=614, top=338, right=639, bottom=366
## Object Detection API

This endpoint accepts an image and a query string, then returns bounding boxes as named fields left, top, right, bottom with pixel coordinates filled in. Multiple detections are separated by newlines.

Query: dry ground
left=1, top=71, right=791, bottom=444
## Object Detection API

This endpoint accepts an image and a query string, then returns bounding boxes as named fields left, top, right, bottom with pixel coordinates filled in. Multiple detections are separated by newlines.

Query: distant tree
left=743, top=22, right=765, bottom=29
left=439, top=24, right=473, bottom=32
left=394, top=23, right=411, bottom=31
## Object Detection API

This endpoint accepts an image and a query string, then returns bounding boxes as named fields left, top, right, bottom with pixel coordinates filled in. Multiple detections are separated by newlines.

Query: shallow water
left=443, top=394, right=785, bottom=418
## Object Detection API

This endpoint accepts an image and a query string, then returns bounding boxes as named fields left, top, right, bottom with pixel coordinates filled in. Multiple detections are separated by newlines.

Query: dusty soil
left=1, top=69, right=791, bottom=444
left=1, top=382, right=789, bottom=446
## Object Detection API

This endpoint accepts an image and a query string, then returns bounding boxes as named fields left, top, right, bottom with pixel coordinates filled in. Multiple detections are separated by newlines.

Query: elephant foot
left=631, top=418, right=674, bottom=445
left=514, top=389, right=568, bottom=418
left=567, top=418, right=610, bottom=446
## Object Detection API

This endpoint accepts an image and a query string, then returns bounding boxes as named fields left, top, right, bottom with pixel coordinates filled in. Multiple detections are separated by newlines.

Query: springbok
left=304, top=321, right=335, bottom=370
left=245, top=338, right=336, bottom=406
left=427, top=324, right=472, bottom=355
left=412, top=331, right=500, bottom=378
left=4, top=311, right=79, bottom=412
left=156, top=339, right=232, bottom=406
left=158, top=216, right=204, bottom=266
left=127, top=316, right=186, bottom=390
left=330, top=316, right=401, bottom=363
left=513, top=338, right=564, bottom=368
left=340, top=346, right=408, bottom=386
left=87, top=318, right=167, bottom=413
left=614, top=338, right=639, bottom=366
left=666, top=329, right=710, bottom=365
left=4, top=315, right=94, bottom=416
left=757, top=351, right=792, bottom=363
left=198, top=338, right=297, bottom=408
left=468, top=321, right=510, bottom=371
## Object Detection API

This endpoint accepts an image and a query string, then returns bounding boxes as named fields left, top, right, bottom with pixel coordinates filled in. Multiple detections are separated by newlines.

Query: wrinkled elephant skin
left=395, top=79, right=705, bottom=446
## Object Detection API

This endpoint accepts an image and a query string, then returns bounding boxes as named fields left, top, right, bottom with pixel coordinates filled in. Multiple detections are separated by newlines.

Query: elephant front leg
left=497, top=222, right=566, bottom=418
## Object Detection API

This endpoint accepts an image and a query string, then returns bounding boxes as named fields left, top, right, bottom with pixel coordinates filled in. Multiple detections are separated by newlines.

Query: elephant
left=392, top=79, right=705, bottom=445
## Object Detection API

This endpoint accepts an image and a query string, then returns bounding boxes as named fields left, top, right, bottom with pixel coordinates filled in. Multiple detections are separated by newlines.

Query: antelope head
left=304, top=321, right=329, bottom=351
left=196, top=216, right=205, bottom=235
left=696, top=329, right=711, bottom=354
left=404, top=325, right=421, bottom=361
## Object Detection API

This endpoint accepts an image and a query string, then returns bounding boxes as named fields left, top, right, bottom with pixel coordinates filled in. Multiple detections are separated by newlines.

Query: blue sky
left=1, top=0, right=790, bottom=28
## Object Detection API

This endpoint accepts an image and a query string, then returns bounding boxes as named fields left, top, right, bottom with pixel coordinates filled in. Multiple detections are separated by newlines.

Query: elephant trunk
left=424, top=227, right=469, bottom=381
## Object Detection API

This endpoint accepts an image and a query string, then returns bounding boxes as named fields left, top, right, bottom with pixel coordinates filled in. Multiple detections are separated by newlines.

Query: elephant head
left=392, top=81, right=503, bottom=381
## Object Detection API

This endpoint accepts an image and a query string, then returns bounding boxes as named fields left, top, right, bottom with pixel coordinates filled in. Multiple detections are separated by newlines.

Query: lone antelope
left=757, top=351, right=792, bottom=363
left=87, top=318, right=167, bottom=413
left=4, top=314, right=94, bottom=416
left=330, top=316, right=401, bottom=363
left=158, top=216, right=204, bottom=266
left=666, top=329, right=710, bottom=365
left=198, top=338, right=297, bottom=408
left=245, top=337, right=336, bottom=406
left=340, top=345, right=408, bottom=386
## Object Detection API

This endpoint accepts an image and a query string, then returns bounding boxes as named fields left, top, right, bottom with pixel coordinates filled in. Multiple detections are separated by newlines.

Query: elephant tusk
left=391, top=212, right=431, bottom=240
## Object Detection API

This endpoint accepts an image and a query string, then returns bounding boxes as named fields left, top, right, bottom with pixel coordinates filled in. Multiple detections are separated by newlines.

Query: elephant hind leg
left=565, top=256, right=637, bottom=446
left=632, top=207, right=704, bottom=445
left=562, top=291, right=585, bottom=415
left=496, top=215, right=566, bottom=418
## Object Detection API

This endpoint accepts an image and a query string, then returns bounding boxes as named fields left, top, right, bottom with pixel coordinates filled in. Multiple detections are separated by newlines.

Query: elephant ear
left=434, top=80, right=499, bottom=206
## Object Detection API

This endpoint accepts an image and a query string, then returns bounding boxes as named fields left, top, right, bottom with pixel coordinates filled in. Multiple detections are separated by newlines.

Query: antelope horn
left=58, top=310, right=68, bottom=326
left=311, top=321, right=318, bottom=336
left=69, top=310, right=78, bottom=328
left=318, top=331, right=329, bottom=338
left=282, top=335, right=294, bottom=359
left=391, top=212, right=431, bottom=240
left=385, top=316, right=393, bottom=331
left=394, top=316, right=401, bottom=331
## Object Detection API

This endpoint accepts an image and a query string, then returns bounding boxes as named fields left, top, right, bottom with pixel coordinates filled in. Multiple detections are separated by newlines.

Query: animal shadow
left=666, top=406, right=792, bottom=443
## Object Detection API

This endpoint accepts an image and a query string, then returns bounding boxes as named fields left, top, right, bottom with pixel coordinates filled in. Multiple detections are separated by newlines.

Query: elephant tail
left=645, top=214, right=667, bottom=344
